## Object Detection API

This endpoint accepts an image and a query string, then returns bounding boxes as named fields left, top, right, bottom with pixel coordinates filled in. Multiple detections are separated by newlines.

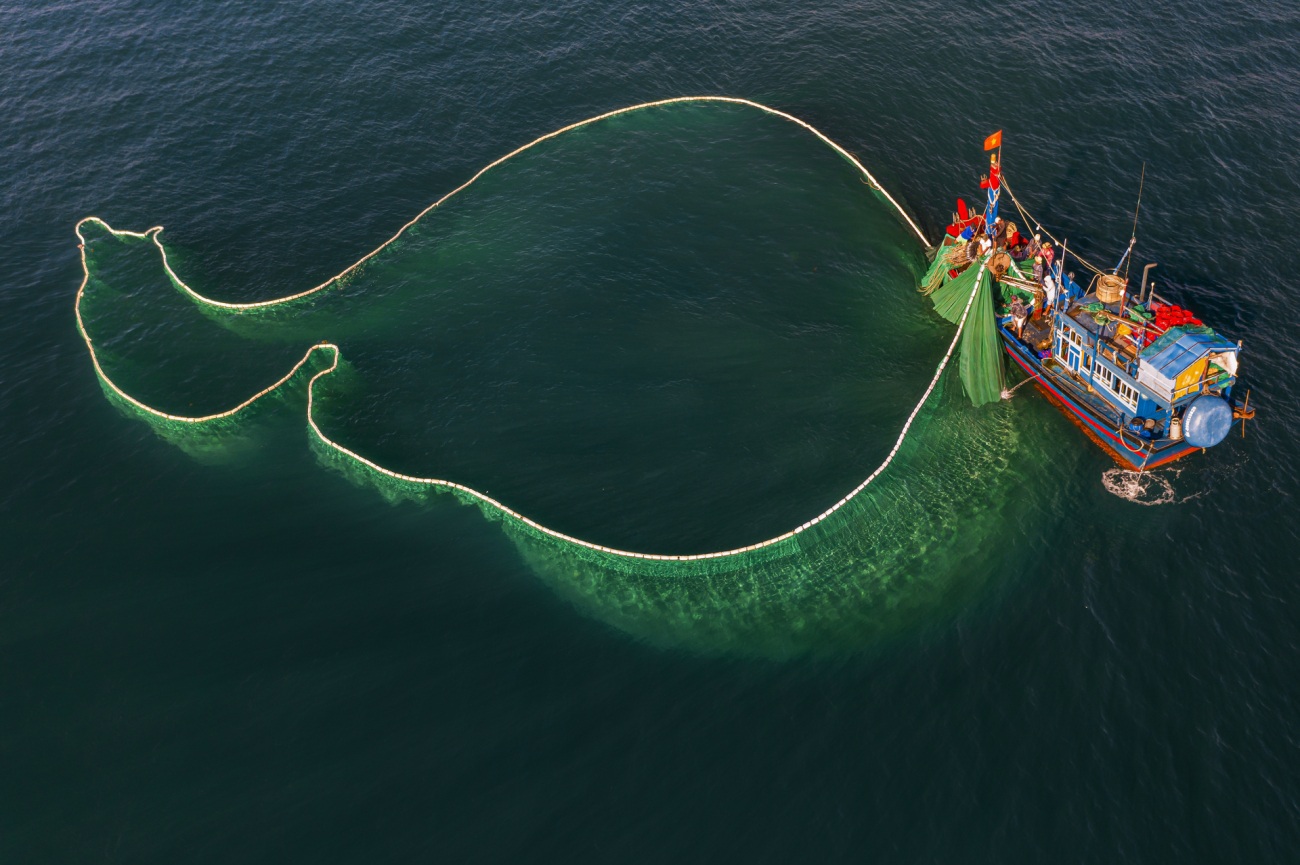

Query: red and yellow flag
left=983, top=130, right=1003, bottom=151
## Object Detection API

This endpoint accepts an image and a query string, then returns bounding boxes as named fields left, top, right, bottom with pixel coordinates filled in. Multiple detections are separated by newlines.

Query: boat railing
left=1147, top=289, right=1172, bottom=308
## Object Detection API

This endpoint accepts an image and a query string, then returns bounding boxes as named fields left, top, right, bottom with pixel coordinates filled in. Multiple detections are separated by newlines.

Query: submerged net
left=71, top=96, right=1045, bottom=654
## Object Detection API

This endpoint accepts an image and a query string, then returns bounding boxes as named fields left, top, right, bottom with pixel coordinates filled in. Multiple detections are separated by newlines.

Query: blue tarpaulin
left=1137, top=329, right=1238, bottom=396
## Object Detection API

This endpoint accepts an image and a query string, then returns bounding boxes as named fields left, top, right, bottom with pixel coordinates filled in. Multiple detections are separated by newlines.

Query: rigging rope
left=74, top=96, right=974, bottom=562
left=999, top=175, right=1109, bottom=279
left=1003, top=368, right=1045, bottom=398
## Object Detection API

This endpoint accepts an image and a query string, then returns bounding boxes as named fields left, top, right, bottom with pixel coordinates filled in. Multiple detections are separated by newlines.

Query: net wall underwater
left=73, top=97, right=1032, bottom=654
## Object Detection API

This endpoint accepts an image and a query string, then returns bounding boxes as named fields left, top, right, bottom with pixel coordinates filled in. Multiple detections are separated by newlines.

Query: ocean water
left=4, top=1, right=1299, bottom=862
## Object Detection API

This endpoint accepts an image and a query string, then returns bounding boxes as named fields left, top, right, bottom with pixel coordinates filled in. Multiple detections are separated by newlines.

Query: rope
left=74, top=97, right=966, bottom=562
left=87, top=96, right=929, bottom=315
left=999, top=175, right=1108, bottom=279
left=1003, top=368, right=1045, bottom=397
left=1116, top=422, right=1153, bottom=458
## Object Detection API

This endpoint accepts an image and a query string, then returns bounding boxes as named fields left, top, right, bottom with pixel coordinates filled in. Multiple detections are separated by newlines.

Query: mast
left=983, top=130, right=1003, bottom=236
left=1058, top=239, right=1068, bottom=311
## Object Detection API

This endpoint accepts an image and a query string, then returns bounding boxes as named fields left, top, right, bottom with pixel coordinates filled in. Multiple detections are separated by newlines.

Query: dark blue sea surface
left=4, top=1, right=1300, bottom=862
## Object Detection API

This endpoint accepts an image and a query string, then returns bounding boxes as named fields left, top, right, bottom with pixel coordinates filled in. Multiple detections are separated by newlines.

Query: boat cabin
left=1014, top=278, right=1240, bottom=444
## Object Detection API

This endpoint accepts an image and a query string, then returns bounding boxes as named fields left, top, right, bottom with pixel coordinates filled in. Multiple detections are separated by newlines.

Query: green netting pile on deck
left=998, top=257, right=1038, bottom=306
left=919, top=243, right=957, bottom=294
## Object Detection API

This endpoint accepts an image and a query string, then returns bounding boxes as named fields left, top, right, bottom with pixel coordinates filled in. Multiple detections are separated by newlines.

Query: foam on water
left=1100, top=465, right=1206, bottom=506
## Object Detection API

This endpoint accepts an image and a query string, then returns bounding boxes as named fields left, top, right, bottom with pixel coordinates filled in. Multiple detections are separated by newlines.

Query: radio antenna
left=1123, top=162, right=1146, bottom=280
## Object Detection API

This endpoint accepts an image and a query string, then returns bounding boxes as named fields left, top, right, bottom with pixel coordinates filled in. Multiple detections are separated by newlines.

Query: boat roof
left=1141, top=330, right=1237, bottom=377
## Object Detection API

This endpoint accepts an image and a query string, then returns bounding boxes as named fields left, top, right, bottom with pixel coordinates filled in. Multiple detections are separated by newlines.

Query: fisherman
left=976, top=234, right=993, bottom=259
left=1042, top=271, right=1059, bottom=315
left=1041, top=241, right=1056, bottom=269
left=1032, top=254, right=1045, bottom=284
left=1006, top=221, right=1024, bottom=258
left=1031, top=283, right=1047, bottom=320
left=1010, top=295, right=1028, bottom=339
left=1025, top=233, right=1043, bottom=260
left=993, top=217, right=1008, bottom=250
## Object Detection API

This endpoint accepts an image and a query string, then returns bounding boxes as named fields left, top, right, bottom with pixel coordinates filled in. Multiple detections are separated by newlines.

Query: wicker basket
left=989, top=251, right=1012, bottom=278
left=1096, top=274, right=1126, bottom=304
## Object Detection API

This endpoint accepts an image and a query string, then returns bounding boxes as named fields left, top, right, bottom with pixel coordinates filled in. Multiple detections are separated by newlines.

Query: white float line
left=76, top=97, right=928, bottom=314
left=73, top=98, right=967, bottom=562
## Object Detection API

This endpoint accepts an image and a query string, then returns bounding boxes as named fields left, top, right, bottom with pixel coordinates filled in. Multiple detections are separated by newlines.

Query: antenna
left=1123, top=162, right=1146, bottom=280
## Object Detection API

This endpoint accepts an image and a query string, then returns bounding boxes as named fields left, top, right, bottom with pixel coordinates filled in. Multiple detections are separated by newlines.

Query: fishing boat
left=920, top=132, right=1256, bottom=471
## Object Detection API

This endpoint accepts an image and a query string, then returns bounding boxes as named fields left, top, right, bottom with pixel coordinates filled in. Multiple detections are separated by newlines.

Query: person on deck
left=1042, top=271, right=1059, bottom=315
left=1042, top=241, right=1055, bottom=269
left=1010, top=295, right=1028, bottom=339
left=976, top=235, right=993, bottom=259
left=1032, top=255, right=1045, bottom=284
left=1006, top=222, right=1024, bottom=258
left=1025, top=233, right=1042, bottom=260
left=993, top=217, right=1008, bottom=250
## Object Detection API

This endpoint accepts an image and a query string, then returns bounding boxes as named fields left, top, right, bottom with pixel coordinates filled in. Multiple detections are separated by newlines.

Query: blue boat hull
left=999, top=327, right=1201, bottom=471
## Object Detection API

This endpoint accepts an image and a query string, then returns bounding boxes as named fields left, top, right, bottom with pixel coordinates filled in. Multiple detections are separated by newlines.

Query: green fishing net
left=69, top=97, right=1059, bottom=655
left=927, top=257, right=981, bottom=324
left=958, top=268, right=1006, bottom=406
left=925, top=261, right=1005, bottom=406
